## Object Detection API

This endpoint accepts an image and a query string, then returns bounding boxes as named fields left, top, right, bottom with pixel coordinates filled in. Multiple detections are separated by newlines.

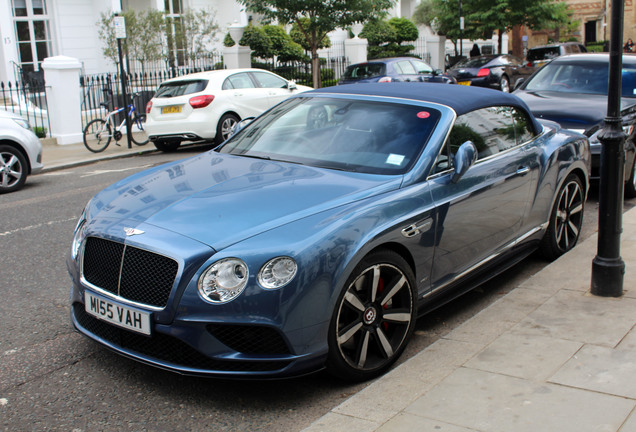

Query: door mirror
left=451, top=141, right=477, bottom=183
left=513, top=78, right=525, bottom=91
left=230, top=117, right=255, bottom=138
left=287, top=81, right=298, bottom=91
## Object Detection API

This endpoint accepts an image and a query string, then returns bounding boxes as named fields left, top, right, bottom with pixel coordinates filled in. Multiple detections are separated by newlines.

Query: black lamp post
left=591, top=0, right=625, bottom=297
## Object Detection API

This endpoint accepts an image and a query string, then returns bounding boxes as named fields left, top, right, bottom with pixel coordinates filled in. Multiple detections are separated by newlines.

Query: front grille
left=207, top=324, right=291, bottom=355
left=82, top=237, right=178, bottom=308
left=73, top=304, right=291, bottom=372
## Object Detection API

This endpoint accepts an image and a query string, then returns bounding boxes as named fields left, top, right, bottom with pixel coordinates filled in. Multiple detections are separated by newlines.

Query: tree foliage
left=98, top=8, right=218, bottom=68
left=224, top=24, right=308, bottom=62
left=361, top=17, right=419, bottom=59
left=413, top=0, right=572, bottom=54
left=238, top=0, right=395, bottom=88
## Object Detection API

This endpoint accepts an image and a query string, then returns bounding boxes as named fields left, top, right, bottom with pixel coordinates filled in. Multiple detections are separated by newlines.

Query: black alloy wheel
left=540, top=174, right=585, bottom=260
left=327, top=250, right=416, bottom=381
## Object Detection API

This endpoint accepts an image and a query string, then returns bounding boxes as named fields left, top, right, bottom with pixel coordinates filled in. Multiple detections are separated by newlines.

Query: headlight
left=258, top=257, right=297, bottom=289
left=71, top=219, right=87, bottom=260
left=12, top=118, right=31, bottom=130
left=198, top=258, right=248, bottom=304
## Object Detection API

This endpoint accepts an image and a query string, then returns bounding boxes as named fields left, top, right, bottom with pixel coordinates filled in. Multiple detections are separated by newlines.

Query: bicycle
left=82, top=92, right=149, bottom=153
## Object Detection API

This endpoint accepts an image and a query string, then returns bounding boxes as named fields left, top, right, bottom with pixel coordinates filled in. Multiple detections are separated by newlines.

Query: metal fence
left=0, top=80, right=50, bottom=138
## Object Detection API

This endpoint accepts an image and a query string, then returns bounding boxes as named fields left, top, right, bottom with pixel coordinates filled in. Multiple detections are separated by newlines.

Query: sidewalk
left=304, top=210, right=636, bottom=431
left=40, top=138, right=157, bottom=172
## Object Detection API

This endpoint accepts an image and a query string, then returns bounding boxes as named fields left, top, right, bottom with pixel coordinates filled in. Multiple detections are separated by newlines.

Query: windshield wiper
left=238, top=153, right=271, bottom=161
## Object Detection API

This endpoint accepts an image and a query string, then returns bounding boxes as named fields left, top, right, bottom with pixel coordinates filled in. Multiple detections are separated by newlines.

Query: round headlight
left=71, top=219, right=87, bottom=260
left=258, top=257, right=297, bottom=289
left=198, top=258, right=248, bottom=304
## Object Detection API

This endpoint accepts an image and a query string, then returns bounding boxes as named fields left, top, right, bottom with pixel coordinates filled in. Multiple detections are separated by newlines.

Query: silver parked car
left=0, top=109, right=44, bottom=193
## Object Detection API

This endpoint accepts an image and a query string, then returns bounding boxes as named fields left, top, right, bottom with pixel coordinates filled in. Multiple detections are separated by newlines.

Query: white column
left=427, top=35, right=447, bottom=71
left=42, top=56, right=83, bottom=145
left=345, top=37, right=368, bottom=65
left=223, top=45, right=252, bottom=69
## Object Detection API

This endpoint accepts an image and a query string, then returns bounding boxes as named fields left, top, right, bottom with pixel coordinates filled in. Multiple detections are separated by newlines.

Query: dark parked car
left=514, top=53, right=636, bottom=197
left=447, top=54, right=535, bottom=92
left=69, top=83, right=589, bottom=381
left=338, top=57, right=455, bottom=84
left=526, top=42, right=587, bottom=68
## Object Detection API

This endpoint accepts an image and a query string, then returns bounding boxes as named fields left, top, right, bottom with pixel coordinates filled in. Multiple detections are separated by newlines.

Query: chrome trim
left=78, top=241, right=172, bottom=312
left=401, top=219, right=433, bottom=238
left=422, top=225, right=545, bottom=297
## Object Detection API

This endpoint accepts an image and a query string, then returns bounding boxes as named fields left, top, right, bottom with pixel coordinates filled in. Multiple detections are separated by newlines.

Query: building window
left=12, top=0, right=52, bottom=75
left=165, top=0, right=185, bottom=67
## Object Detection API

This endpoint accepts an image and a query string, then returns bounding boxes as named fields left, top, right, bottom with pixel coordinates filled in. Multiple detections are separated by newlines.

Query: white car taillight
left=189, top=95, right=215, bottom=109
left=146, top=101, right=153, bottom=114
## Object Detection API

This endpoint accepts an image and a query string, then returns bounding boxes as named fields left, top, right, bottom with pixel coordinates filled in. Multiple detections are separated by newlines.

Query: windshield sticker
left=386, top=154, right=405, bottom=166
left=417, top=111, right=431, bottom=119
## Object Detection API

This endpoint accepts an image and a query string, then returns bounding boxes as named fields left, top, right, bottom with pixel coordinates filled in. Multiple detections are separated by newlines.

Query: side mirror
left=513, top=78, right=525, bottom=91
left=451, top=141, right=477, bottom=183
left=287, top=81, right=298, bottom=91
left=230, top=117, right=255, bottom=138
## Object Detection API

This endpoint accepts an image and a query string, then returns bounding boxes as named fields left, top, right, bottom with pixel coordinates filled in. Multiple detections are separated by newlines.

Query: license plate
left=85, top=291, right=151, bottom=335
left=161, top=105, right=182, bottom=114
left=458, top=81, right=471, bottom=86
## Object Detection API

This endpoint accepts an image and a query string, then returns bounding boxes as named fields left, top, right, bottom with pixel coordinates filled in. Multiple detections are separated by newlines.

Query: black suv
left=526, top=42, right=587, bottom=68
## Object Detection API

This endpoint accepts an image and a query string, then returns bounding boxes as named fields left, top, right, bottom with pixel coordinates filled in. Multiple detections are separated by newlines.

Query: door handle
left=516, top=166, right=530, bottom=176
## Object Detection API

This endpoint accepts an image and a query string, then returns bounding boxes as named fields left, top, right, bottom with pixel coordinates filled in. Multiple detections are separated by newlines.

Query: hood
left=88, top=152, right=401, bottom=250
left=515, top=90, right=636, bottom=131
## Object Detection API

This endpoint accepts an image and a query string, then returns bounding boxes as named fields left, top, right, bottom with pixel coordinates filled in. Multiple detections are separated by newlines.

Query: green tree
left=290, top=17, right=331, bottom=52
left=361, top=17, right=418, bottom=59
left=238, top=0, right=395, bottom=88
left=263, top=25, right=307, bottom=63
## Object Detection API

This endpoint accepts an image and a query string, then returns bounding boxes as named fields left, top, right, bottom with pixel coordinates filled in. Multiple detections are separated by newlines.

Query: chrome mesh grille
left=82, top=237, right=178, bottom=308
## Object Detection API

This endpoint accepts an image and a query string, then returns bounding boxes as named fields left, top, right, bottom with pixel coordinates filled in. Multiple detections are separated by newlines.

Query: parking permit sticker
left=417, top=111, right=431, bottom=119
left=386, top=154, right=405, bottom=165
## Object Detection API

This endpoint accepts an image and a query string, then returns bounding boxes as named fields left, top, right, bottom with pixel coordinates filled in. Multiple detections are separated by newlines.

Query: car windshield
left=154, top=80, right=208, bottom=98
left=524, top=61, right=636, bottom=97
left=342, top=63, right=386, bottom=80
left=453, top=56, right=495, bottom=69
left=218, top=96, right=441, bottom=175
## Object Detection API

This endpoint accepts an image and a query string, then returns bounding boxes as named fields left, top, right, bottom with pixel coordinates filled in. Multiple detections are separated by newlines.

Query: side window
left=396, top=60, right=416, bottom=74
left=222, top=73, right=255, bottom=90
left=510, top=107, right=536, bottom=144
left=252, top=72, right=287, bottom=89
left=412, top=60, right=433, bottom=74
left=450, top=107, right=517, bottom=160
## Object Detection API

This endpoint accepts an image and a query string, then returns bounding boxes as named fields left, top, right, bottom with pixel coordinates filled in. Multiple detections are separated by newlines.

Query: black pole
left=459, top=0, right=463, bottom=58
left=591, top=0, right=625, bottom=297
left=117, top=35, right=132, bottom=149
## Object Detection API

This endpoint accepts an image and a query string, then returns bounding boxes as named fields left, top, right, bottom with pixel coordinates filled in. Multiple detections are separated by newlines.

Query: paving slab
left=512, top=290, right=636, bottom=347
left=549, top=344, right=636, bottom=399
left=464, top=333, right=582, bottom=381
left=405, top=368, right=635, bottom=432
left=377, top=413, right=479, bottom=432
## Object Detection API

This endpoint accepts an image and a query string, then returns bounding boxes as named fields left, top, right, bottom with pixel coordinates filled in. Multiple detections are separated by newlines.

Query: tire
left=83, top=119, right=112, bottom=153
left=326, top=250, right=417, bottom=381
left=153, top=139, right=181, bottom=152
left=215, top=113, right=240, bottom=145
left=0, top=145, right=28, bottom=194
left=540, top=174, right=585, bottom=261
left=130, top=113, right=149, bottom=146
left=500, top=75, right=510, bottom=93
left=625, top=153, right=636, bottom=198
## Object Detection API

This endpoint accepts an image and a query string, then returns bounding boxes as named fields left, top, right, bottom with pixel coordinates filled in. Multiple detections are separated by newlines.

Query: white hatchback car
left=0, top=109, right=44, bottom=193
left=145, top=68, right=312, bottom=151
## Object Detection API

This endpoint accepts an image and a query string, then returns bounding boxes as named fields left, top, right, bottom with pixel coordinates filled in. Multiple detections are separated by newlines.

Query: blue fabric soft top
left=310, top=82, right=543, bottom=133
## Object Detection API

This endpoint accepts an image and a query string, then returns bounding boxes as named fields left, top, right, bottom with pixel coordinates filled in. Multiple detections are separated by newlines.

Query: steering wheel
left=307, top=106, right=328, bottom=129
left=551, top=82, right=571, bottom=89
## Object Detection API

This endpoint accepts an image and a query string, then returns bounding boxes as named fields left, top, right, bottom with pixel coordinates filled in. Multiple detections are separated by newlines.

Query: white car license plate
left=85, top=291, right=151, bottom=336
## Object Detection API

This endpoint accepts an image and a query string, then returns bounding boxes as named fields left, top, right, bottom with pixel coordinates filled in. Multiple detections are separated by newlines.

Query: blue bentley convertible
left=68, top=83, right=590, bottom=381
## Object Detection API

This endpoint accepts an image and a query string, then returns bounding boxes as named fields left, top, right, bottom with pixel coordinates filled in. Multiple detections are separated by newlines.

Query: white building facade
left=0, top=0, right=250, bottom=83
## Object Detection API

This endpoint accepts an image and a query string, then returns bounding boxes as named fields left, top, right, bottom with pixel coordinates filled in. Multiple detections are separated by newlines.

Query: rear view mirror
left=451, top=141, right=477, bottom=183
left=231, top=117, right=255, bottom=138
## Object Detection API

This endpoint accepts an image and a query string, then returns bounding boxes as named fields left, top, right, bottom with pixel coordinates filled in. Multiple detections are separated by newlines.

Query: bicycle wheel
left=130, top=113, right=149, bottom=146
left=83, top=119, right=112, bottom=153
